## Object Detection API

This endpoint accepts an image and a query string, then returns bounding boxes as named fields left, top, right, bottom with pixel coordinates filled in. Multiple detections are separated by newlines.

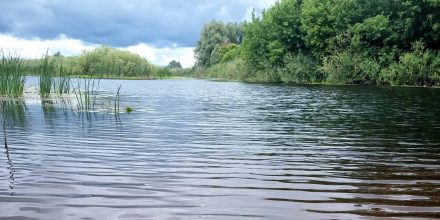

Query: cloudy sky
left=0, top=0, right=276, bottom=67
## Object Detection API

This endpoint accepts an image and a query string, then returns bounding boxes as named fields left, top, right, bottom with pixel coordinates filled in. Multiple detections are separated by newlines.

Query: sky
left=0, top=0, right=276, bottom=67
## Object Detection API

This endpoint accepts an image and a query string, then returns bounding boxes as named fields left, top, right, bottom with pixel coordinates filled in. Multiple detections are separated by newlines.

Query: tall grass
left=114, top=85, right=121, bottom=113
left=113, top=85, right=122, bottom=121
left=72, top=77, right=100, bottom=112
left=38, top=53, right=55, bottom=98
left=0, top=52, right=26, bottom=97
left=53, top=62, right=71, bottom=95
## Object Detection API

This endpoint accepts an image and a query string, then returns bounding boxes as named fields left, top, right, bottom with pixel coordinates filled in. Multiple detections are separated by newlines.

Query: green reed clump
left=53, top=62, right=71, bottom=95
left=38, top=53, right=56, bottom=98
left=72, top=77, right=100, bottom=112
left=0, top=52, right=26, bottom=97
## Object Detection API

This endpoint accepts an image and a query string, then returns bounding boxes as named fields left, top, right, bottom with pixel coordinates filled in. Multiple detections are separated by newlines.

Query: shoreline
left=20, top=74, right=440, bottom=89
left=183, top=76, right=440, bottom=89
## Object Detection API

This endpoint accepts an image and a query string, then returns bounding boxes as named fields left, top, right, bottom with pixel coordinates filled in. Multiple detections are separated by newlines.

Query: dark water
left=1, top=79, right=439, bottom=220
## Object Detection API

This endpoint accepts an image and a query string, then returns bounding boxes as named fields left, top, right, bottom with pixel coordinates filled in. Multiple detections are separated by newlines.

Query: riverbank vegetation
left=193, top=0, right=440, bottom=86
left=0, top=46, right=190, bottom=98
left=0, top=52, right=26, bottom=97
left=25, top=46, right=175, bottom=80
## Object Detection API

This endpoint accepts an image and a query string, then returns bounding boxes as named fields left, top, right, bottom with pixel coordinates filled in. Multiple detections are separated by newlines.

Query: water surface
left=1, top=79, right=439, bottom=219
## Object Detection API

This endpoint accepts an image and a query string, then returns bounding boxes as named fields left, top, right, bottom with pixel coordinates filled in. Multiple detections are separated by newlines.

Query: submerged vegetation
left=193, top=0, right=440, bottom=87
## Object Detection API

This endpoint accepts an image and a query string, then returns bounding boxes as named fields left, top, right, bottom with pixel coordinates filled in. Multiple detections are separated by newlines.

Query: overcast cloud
left=0, top=0, right=276, bottom=67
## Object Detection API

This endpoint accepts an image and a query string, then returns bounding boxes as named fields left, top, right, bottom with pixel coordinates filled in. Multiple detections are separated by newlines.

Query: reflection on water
left=1, top=99, right=27, bottom=196
left=1, top=99, right=26, bottom=128
left=1, top=80, right=440, bottom=219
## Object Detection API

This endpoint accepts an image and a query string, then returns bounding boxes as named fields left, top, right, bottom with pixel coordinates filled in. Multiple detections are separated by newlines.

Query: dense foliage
left=23, top=46, right=179, bottom=79
left=194, top=21, right=243, bottom=67
left=0, top=51, right=26, bottom=97
left=193, top=0, right=440, bottom=86
left=71, top=46, right=160, bottom=78
left=168, top=60, right=182, bottom=69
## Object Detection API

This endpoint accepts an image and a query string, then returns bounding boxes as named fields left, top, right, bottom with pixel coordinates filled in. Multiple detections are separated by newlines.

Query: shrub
left=77, top=46, right=155, bottom=77
left=279, top=53, right=323, bottom=84
left=198, top=59, right=249, bottom=80
left=322, top=50, right=380, bottom=85
left=381, top=42, right=440, bottom=86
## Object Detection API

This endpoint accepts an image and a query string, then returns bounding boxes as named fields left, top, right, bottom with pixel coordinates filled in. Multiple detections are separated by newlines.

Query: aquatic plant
left=53, top=62, right=71, bottom=95
left=0, top=51, right=26, bottom=97
left=114, top=85, right=121, bottom=113
left=72, top=77, right=100, bottom=112
left=38, top=53, right=56, bottom=98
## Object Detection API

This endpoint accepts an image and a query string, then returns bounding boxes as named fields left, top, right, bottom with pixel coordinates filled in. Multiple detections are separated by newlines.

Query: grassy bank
left=24, top=46, right=174, bottom=80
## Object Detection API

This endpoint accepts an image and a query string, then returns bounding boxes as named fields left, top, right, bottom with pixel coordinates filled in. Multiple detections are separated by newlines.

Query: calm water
left=1, top=79, right=439, bottom=220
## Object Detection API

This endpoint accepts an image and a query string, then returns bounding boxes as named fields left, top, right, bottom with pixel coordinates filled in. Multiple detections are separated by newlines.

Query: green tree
left=194, top=21, right=243, bottom=67
left=219, top=44, right=241, bottom=63
left=53, top=51, right=63, bottom=57
left=168, top=60, right=182, bottom=69
left=78, top=46, right=154, bottom=77
left=242, top=0, right=304, bottom=67
left=192, top=0, right=440, bottom=86
left=300, top=0, right=362, bottom=57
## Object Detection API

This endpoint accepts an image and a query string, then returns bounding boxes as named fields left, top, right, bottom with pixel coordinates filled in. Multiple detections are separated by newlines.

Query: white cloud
left=218, top=5, right=231, bottom=19
left=124, top=44, right=195, bottom=68
left=0, top=34, right=97, bottom=58
left=0, top=34, right=195, bottom=68
left=242, top=0, right=278, bottom=21
left=240, top=0, right=278, bottom=9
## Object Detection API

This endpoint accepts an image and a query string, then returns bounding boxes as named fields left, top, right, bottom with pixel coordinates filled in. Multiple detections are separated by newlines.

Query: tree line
left=24, top=46, right=186, bottom=79
left=194, top=0, right=440, bottom=86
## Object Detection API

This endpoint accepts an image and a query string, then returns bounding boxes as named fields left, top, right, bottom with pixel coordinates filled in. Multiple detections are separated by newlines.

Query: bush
left=219, top=44, right=241, bottom=63
left=381, top=42, right=440, bottom=86
left=77, top=46, right=155, bottom=77
left=322, top=50, right=380, bottom=85
left=279, top=53, right=323, bottom=84
left=196, top=59, right=249, bottom=80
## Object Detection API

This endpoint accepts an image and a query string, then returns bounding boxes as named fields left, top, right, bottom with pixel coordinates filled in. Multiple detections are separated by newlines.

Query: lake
left=1, top=79, right=439, bottom=219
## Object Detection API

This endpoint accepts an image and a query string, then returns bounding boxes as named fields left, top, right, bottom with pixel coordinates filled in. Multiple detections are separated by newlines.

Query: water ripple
left=1, top=79, right=439, bottom=219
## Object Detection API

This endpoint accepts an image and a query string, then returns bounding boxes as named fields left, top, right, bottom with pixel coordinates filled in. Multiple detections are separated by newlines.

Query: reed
left=114, top=85, right=121, bottom=113
left=53, top=62, right=71, bottom=95
left=38, top=53, right=56, bottom=98
left=72, top=77, right=100, bottom=112
left=113, top=85, right=121, bottom=120
left=0, top=51, right=26, bottom=97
